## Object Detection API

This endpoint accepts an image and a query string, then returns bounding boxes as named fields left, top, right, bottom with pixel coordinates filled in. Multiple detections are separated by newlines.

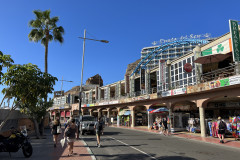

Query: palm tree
left=28, top=9, right=64, bottom=73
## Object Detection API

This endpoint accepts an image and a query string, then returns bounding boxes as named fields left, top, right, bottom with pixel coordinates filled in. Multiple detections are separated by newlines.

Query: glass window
left=179, top=68, right=182, bottom=73
left=192, top=56, right=194, bottom=62
left=171, top=66, right=174, bottom=70
left=184, top=73, right=187, bottom=78
left=193, top=77, right=196, bottom=83
left=175, top=64, right=177, bottom=68
left=179, top=62, right=182, bottom=67
left=187, top=58, right=191, bottom=63
left=184, top=79, right=187, bottom=84
left=180, top=80, right=183, bottom=85
left=175, top=75, right=178, bottom=81
left=179, top=74, right=182, bottom=79
left=171, top=77, right=174, bottom=81
left=193, top=69, right=195, bottom=76
left=175, top=69, right=178, bottom=74
left=171, top=71, right=174, bottom=76
left=188, top=78, right=192, bottom=83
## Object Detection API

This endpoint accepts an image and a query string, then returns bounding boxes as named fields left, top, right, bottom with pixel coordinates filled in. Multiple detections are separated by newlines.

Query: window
left=187, top=58, right=191, bottom=63
left=179, top=74, right=182, bottom=79
left=183, top=60, right=186, bottom=65
left=175, top=69, right=178, bottom=74
left=175, top=64, right=177, bottom=68
left=171, top=71, right=174, bottom=76
left=184, top=73, right=187, bottom=78
left=179, top=68, right=182, bottom=73
left=175, top=75, right=178, bottom=81
left=171, top=77, right=174, bottom=81
left=180, top=80, right=183, bottom=85
left=179, top=62, right=182, bottom=67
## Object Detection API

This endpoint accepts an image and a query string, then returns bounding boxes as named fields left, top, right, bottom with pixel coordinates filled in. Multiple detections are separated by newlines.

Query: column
left=89, top=109, right=93, bottom=116
left=98, top=109, right=102, bottom=119
left=117, top=108, right=121, bottom=126
left=130, top=106, right=135, bottom=127
left=199, top=106, right=206, bottom=137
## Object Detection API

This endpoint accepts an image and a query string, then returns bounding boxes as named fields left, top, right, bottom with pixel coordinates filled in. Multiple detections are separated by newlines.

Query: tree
left=28, top=10, right=64, bottom=135
left=0, top=51, right=14, bottom=107
left=0, top=63, right=57, bottom=138
left=28, top=9, right=64, bottom=73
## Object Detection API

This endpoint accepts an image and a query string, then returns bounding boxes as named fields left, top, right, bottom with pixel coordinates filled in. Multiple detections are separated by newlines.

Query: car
left=79, top=115, right=97, bottom=135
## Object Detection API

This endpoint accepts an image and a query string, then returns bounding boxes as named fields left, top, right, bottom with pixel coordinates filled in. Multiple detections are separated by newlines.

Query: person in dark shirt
left=52, top=119, right=61, bottom=147
left=162, top=118, right=170, bottom=136
left=94, top=117, right=103, bottom=147
left=64, top=119, right=77, bottom=156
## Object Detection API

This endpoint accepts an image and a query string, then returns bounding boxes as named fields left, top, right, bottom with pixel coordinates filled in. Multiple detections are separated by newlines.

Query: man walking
left=94, top=117, right=103, bottom=147
left=218, top=117, right=227, bottom=143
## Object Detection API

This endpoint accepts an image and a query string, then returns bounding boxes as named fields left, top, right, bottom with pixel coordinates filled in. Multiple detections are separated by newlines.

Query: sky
left=0, top=0, right=240, bottom=103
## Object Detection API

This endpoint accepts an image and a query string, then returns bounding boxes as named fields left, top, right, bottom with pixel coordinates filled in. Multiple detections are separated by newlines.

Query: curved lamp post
left=78, top=29, right=109, bottom=117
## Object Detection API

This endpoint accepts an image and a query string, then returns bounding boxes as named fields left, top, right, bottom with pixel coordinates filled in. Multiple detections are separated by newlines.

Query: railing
left=200, top=64, right=237, bottom=82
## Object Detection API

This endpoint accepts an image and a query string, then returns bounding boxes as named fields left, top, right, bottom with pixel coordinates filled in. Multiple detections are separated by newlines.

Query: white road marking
left=107, top=136, right=157, bottom=159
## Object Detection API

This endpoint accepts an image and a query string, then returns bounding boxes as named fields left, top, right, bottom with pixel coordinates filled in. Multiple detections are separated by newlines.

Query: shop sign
left=173, top=105, right=190, bottom=111
left=161, top=90, right=172, bottom=97
left=99, top=102, right=109, bottom=105
left=109, top=100, right=119, bottom=104
left=159, top=60, right=166, bottom=85
left=229, top=20, right=240, bottom=62
left=187, top=82, right=210, bottom=93
left=172, top=87, right=186, bottom=95
left=132, top=95, right=150, bottom=101
left=184, top=63, right=192, bottom=73
left=229, top=75, right=240, bottom=85
left=209, top=78, right=229, bottom=89
left=86, top=104, right=94, bottom=107
left=202, top=39, right=232, bottom=56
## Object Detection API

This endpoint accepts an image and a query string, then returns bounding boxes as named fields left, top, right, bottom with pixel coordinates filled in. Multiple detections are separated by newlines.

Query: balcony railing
left=200, top=64, right=238, bottom=83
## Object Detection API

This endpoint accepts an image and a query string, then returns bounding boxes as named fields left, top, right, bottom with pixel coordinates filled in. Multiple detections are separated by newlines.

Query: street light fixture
left=78, top=29, right=109, bottom=118
left=60, top=76, right=73, bottom=96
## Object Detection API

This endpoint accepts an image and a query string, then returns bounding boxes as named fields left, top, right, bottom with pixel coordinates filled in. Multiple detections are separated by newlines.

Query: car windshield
left=82, top=116, right=95, bottom=121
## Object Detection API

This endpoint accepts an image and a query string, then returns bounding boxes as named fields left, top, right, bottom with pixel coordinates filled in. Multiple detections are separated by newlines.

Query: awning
left=123, top=110, right=131, bottom=116
left=60, top=112, right=65, bottom=117
left=150, top=107, right=169, bottom=113
left=147, top=108, right=154, bottom=112
left=194, top=53, right=231, bottom=64
left=51, top=111, right=55, bottom=116
left=66, top=111, right=71, bottom=117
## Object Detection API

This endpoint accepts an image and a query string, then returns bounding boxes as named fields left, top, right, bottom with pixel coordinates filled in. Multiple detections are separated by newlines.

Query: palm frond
left=43, top=10, right=51, bottom=19
left=28, top=29, right=44, bottom=42
left=48, top=34, right=53, bottom=41
left=33, top=10, right=43, bottom=19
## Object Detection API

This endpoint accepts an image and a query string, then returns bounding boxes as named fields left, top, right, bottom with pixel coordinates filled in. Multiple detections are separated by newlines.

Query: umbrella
left=194, top=53, right=231, bottom=64
left=150, top=107, right=169, bottom=113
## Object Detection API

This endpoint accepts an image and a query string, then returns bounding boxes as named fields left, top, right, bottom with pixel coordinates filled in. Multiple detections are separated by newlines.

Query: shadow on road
left=156, top=156, right=197, bottom=160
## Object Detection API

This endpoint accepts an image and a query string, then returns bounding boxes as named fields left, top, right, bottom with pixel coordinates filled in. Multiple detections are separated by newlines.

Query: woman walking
left=64, top=119, right=77, bottom=156
left=52, top=119, right=61, bottom=147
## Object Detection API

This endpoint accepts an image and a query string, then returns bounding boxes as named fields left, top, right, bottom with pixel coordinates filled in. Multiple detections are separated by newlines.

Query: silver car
left=79, top=115, right=97, bottom=135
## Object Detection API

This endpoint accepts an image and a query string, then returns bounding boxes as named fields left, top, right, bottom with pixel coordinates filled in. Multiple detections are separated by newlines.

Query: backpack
left=219, top=121, right=226, bottom=130
left=97, top=122, right=103, bottom=131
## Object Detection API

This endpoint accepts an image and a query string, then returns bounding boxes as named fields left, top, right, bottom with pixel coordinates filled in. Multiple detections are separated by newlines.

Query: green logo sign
left=229, top=20, right=240, bottom=62
left=217, top=44, right=224, bottom=53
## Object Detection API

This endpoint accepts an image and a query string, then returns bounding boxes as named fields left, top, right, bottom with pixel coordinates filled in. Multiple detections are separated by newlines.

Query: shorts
left=66, top=137, right=76, bottom=143
left=218, top=129, right=225, bottom=135
left=96, top=130, right=101, bottom=136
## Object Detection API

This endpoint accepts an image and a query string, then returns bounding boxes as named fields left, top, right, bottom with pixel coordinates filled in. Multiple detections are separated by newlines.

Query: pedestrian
left=94, top=117, right=103, bottom=147
left=163, top=118, right=169, bottom=136
left=65, top=115, right=74, bottom=129
left=217, top=117, right=227, bottom=143
left=159, top=118, right=163, bottom=134
left=64, top=119, right=77, bottom=156
left=51, top=119, right=61, bottom=147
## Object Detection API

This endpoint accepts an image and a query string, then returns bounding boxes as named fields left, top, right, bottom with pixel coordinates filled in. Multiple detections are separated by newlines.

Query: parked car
left=79, top=115, right=97, bottom=135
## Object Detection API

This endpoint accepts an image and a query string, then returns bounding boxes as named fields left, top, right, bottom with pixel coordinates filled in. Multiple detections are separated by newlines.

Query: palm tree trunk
left=45, top=38, right=48, bottom=74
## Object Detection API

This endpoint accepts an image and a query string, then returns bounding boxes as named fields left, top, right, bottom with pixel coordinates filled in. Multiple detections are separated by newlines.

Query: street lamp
left=60, top=76, right=73, bottom=96
left=78, top=29, right=109, bottom=118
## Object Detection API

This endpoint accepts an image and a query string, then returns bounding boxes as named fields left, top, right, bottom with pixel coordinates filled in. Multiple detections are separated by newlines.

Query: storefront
left=205, top=101, right=240, bottom=139
left=134, top=106, right=148, bottom=126
left=118, top=109, right=131, bottom=126
left=172, top=104, right=199, bottom=132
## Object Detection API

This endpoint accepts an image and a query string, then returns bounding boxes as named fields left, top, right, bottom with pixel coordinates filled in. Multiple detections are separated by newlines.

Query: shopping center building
left=50, top=28, right=240, bottom=138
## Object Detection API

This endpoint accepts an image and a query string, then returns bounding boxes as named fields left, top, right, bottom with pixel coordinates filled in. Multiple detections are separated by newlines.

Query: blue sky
left=0, top=0, right=240, bottom=102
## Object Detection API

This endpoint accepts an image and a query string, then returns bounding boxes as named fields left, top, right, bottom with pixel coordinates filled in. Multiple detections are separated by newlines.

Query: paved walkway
left=110, top=125, right=240, bottom=149
left=50, top=129, right=95, bottom=160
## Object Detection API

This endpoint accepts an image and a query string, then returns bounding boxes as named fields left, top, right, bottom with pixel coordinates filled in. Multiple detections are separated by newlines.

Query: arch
left=134, top=105, right=148, bottom=126
left=82, top=108, right=90, bottom=115
left=131, top=38, right=208, bottom=76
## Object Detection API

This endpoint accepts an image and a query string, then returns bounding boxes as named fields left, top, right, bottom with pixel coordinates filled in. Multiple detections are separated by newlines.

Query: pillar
left=107, top=108, right=110, bottom=119
left=130, top=106, right=135, bottom=127
left=117, top=108, right=121, bottom=126
left=90, top=109, right=93, bottom=116
left=98, top=109, right=102, bottom=119
left=199, top=106, right=206, bottom=137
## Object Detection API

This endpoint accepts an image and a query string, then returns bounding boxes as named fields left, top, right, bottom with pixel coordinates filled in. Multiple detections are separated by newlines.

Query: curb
left=81, top=139, right=96, bottom=160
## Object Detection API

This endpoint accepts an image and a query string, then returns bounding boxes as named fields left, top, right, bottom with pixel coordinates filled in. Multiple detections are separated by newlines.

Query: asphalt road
left=82, top=127, right=240, bottom=160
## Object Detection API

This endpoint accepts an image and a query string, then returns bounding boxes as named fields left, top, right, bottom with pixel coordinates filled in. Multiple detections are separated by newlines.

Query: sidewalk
left=51, top=131, right=95, bottom=160
left=110, top=125, right=240, bottom=149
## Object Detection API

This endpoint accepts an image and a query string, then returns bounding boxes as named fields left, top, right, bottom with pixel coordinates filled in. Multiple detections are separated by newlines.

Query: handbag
left=60, top=138, right=65, bottom=148
left=57, top=126, right=62, bottom=134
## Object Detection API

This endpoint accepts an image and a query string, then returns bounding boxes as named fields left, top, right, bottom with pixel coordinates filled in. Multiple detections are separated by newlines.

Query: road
left=82, top=126, right=240, bottom=160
